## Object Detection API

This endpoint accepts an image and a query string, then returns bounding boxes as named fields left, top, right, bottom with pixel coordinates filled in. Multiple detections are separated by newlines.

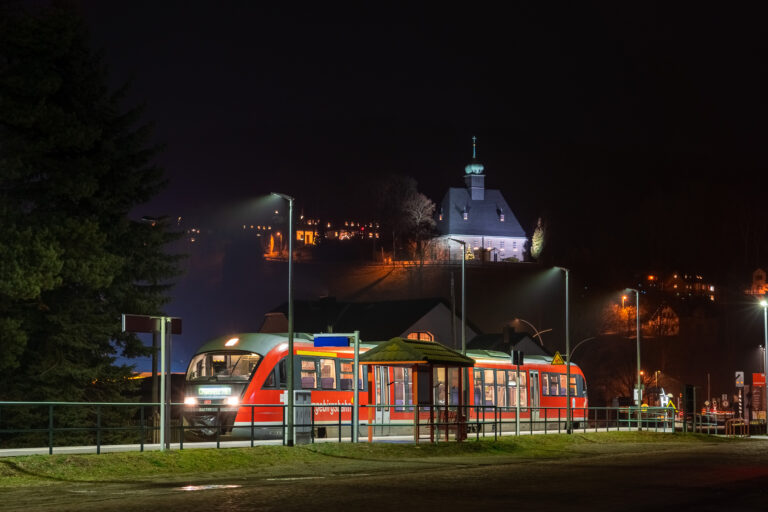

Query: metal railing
left=0, top=401, right=734, bottom=456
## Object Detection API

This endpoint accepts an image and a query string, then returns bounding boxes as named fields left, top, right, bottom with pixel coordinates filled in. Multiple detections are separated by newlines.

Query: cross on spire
left=472, top=136, right=477, bottom=159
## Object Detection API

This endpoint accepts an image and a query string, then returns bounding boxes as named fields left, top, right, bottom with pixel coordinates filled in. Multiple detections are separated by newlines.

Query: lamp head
left=760, top=299, right=768, bottom=308
left=270, top=192, right=294, bottom=203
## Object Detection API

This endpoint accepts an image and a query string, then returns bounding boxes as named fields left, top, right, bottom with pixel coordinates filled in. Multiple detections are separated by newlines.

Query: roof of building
left=468, top=332, right=552, bottom=357
left=263, top=297, right=482, bottom=341
left=358, top=337, right=475, bottom=367
left=437, top=187, right=526, bottom=238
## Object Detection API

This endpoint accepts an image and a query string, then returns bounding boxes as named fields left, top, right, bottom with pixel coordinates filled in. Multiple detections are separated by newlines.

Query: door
left=529, top=370, right=540, bottom=421
left=374, top=366, right=391, bottom=434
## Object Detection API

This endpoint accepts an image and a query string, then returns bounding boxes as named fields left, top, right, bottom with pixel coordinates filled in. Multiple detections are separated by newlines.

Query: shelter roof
left=358, top=337, right=475, bottom=367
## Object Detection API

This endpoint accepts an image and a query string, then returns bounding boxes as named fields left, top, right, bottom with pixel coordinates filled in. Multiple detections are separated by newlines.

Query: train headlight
left=225, top=396, right=240, bottom=406
left=184, top=396, right=198, bottom=406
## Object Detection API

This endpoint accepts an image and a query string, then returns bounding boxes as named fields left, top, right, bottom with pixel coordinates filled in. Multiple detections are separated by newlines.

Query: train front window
left=186, top=352, right=261, bottom=381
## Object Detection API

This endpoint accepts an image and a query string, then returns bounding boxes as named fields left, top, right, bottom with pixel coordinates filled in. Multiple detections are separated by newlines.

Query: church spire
left=464, top=135, right=485, bottom=200
left=464, top=136, right=484, bottom=175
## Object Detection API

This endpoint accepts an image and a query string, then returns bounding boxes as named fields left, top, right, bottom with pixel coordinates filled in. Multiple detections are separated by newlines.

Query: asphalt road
left=3, top=440, right=768, bottom=512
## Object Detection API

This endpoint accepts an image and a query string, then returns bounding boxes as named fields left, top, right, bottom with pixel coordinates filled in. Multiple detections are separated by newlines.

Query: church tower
left=464, top=136, right=485, bottom=200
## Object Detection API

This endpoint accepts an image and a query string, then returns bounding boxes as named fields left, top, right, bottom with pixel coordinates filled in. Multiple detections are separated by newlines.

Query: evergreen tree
left=530, top=217, right=545, bottom=260
left=0, top=5, right=183, bottom=402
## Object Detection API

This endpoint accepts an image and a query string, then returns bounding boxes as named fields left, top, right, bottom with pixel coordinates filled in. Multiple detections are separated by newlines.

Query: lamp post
left=626, top=287, right=641, bottom=431
left=761, top=300, right=768, bottom=421
left=449, top=238, right=466, bottom=354
left=555, top=266, right=571, bottom=434
left=272, top=192, right=295, bottom=446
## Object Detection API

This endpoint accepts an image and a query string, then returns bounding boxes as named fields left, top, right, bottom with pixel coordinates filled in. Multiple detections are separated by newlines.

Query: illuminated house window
left=406, top=331, right=434, bottom=342
left=463, top=211, right=468, bottom=220
left=500, top=214, right=505, bottom=222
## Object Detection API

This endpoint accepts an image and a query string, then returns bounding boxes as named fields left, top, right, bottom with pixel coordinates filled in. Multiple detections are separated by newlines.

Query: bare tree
left=402, top=192, right=436, bottom=265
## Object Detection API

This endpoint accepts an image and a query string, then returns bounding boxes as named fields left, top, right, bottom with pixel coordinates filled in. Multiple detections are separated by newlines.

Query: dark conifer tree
left=0, top=4, right=183, bottom=403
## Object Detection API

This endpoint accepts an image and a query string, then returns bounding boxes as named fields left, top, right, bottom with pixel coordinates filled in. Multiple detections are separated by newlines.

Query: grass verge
left=0, top=431, right=746, bottom=488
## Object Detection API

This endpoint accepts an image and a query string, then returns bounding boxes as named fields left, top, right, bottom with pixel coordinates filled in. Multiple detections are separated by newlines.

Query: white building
left=435, top=138, right=528, bottom=262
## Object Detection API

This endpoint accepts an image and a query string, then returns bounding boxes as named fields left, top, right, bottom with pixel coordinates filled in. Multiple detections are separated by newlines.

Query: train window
left=507, top=371, right=528, bottom=410
left=186, top=352, right=262, bottom=381
left=278, top=358, right=286, bottom=388
left=558, top=374, right=567, bottom=396
left=507, top=371, right=517, bottom=406
left=570, top=375, right=577, bottom=397
left=340, top=361, right=354, bottom=390
left=473, top=370, right=483, bottom=407
left=394, top=367, right=412, bottom=411
left=319, top=358, right=336, bottom=389
left=263, top=368, right=276, bottom=388
left=496, top=370, right=507, bottom=409
left=483, top=369, right=495, bottom=406
left=300, top=359, right=317, bottom=389
left=263, top=358, right=287, bottom=389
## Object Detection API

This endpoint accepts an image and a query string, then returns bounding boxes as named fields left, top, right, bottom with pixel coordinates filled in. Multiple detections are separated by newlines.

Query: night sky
left=59, top=2, right=768, bottom=369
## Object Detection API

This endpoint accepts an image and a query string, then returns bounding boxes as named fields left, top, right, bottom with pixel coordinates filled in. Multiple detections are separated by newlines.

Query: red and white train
left=182, top=332, right=588, bottom=439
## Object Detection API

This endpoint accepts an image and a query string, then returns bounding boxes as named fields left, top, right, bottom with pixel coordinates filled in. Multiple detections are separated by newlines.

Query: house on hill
left=260, top=297, right=480, bottom=350
left=434, top=137, right=528, bottom=262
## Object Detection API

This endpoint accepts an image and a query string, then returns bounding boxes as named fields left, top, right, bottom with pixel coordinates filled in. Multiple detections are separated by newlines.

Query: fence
left=0, top=401, right=741, bottom=456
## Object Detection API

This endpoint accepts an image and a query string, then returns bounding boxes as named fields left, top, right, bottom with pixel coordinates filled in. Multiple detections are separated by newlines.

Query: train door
left=374, top=366, right=391, bottom=434
left=529, top=369, right=540, bottom=421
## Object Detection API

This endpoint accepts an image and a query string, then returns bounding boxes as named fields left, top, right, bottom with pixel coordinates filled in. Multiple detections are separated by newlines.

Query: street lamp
left=448, top=238, right=466, bottom=354
left=272, top=192, right=295, bottom=446
left=512, top=318, right=552, bottom=347
left=761, top=299, right=767, bottom=422
left=626, top=287, right=641, bottom=431
left=555, top=266, right=571, bottom=434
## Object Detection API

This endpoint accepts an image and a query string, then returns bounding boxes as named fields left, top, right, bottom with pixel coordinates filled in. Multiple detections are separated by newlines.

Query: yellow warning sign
left=551, top=351, right=565, bottom=365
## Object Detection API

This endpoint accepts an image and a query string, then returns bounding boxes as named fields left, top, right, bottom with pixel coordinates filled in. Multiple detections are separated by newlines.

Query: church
left=435, top=138, right=528, bottom=262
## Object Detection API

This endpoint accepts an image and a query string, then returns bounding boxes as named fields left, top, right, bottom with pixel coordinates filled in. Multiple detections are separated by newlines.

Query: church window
left=500, top=241, right=505, bottom=248
left=512, top=241, right=517, bottom=250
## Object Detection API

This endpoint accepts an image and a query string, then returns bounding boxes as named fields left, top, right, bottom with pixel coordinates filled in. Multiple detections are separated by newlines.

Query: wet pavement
left=3, top=440, right=768, bottom=511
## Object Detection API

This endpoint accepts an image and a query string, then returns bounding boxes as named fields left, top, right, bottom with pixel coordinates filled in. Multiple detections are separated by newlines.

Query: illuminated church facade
left=435, top=138, right=528, bottom=262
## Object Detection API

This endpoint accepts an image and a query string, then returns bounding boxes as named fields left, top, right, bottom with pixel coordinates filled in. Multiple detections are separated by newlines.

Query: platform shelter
left=358, top=337, right=475, bottom=442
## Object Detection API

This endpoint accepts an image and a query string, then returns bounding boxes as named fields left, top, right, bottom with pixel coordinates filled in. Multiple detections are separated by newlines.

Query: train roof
left=192, top=332, right=378, bottom=356
left=192, top=334, right=580, bottom=370
left=467, top=349, right=581, bottom=368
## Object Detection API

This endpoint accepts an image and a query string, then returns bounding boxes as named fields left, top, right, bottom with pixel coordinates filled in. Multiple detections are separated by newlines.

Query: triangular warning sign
left=551, top=351, right=565, bottom=365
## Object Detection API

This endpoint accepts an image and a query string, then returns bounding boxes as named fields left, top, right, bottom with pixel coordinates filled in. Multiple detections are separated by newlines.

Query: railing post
left=96, top=405, right=102, bottom=455
left=338, top=405, right=342, bottom=443
left=140, top=406, right=145, bottom=452
left=48, top=404, right=54, bottom=455
left=216, top=405, right=221, bottom=449
left=179, top=410, right=184, bottom=450
left=251, top=406, right=255, bottom=447
left=311, top=405, right=315, bottom=444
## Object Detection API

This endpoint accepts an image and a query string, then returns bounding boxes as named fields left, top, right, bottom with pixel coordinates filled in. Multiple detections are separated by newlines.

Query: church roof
left=437, top=187, right=526, bottom=238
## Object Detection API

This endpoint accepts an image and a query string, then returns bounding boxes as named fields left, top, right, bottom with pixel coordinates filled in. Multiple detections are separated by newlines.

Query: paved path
left=2, top=439, right=768, bottom=511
